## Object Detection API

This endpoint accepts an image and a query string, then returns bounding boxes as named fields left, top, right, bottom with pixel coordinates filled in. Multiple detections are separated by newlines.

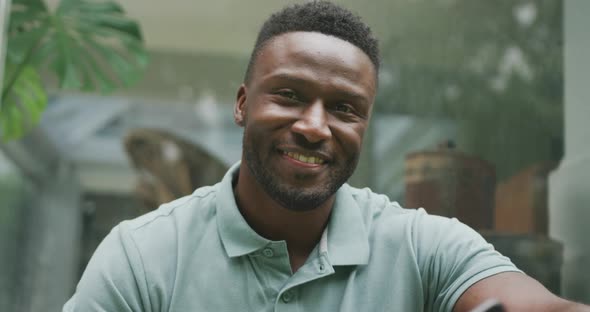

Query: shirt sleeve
left=63, top=223, right=150, bottom=312
left=412, top=210, right=521, bottom=312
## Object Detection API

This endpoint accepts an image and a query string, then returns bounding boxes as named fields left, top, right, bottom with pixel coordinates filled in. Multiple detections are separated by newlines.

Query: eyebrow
left=267, top=72, right=371, bottom=104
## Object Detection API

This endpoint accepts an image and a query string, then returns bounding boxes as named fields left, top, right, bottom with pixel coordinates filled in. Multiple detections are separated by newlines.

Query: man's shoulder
left=345, top=184, right=418, bottom=219
left=125, top=185, right=217, bottom=229
left=114, top=184, right=220, bottom=255
left=65, top=184, right=225, bottom=312
left=345, top=184, right=466, bottom=240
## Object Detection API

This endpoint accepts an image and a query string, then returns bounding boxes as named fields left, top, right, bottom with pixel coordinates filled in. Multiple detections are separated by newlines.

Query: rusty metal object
left=124, top=128, right=228, bottom=211
left=404, top=146, right=496, bottom=230
left=495, top=162, right=557, bottom=235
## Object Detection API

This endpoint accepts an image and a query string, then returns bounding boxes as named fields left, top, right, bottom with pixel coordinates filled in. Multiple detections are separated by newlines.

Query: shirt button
left=318, top=263, right=326, bottom=273
left=262, top=248, right=274, bottom=258
left=281, top=290, right=294, bottom=303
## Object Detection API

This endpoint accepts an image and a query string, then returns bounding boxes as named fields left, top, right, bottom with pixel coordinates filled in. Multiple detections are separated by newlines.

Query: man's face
left=235, top=31, right=376, bottom=211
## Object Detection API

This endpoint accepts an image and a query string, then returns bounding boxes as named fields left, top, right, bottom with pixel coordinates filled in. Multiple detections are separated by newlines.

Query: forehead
left=251, top=32, right=376, bottom=95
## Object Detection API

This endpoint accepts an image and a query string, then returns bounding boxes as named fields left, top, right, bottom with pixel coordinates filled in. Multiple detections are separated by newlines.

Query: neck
left=234, top=163, right=334, bottom=271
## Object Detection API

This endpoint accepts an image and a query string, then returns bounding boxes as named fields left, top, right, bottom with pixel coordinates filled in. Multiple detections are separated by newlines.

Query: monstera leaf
left=0, top=61, right=46, bottom=139
left=1, top=0, right=148, bottom=140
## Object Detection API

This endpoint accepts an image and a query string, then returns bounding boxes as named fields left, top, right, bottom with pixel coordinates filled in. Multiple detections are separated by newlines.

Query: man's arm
left=454, top=272, right=590, bottom=312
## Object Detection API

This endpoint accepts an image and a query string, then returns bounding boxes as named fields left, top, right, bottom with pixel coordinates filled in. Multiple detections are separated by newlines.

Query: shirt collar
left=323, top=183, right=370, bottom=266
left=216, top=162, right=271, bottom=258
left=216, top=162, right=370, bottom=266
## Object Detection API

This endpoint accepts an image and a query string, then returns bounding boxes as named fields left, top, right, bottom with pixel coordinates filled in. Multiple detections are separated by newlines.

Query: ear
left=234, top=84, right=247, bottom=127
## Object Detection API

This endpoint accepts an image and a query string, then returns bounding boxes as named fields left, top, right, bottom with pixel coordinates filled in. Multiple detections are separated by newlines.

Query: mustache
left=274, top=135, right=332, bottom=154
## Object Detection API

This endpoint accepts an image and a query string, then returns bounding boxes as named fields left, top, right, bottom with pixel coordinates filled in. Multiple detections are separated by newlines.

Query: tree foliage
left=376, top=0, right=562, bottom=178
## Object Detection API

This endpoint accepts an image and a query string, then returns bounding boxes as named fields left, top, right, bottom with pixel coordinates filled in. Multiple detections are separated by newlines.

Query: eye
left=276, top=90, right=300, bottom=101
left=334, top=103, right=353, bottom=113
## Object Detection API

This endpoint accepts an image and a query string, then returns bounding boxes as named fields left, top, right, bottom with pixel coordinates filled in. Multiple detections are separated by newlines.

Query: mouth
left=280, top=150, right=328, bottom=165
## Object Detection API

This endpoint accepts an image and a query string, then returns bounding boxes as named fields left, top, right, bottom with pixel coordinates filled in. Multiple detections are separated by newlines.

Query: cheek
left=247, top=101, right=300, bottom=129
left=331, top=124, right=366, bottom=152
left=243, top=105, right=293, bottom=145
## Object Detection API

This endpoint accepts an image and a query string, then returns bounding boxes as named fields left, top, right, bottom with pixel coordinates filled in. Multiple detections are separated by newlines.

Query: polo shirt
left=64, top=162, right=519, bottom=312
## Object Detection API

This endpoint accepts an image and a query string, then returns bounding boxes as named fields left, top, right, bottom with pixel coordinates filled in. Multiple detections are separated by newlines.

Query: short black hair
left=243, top=1, right=380, bottom=83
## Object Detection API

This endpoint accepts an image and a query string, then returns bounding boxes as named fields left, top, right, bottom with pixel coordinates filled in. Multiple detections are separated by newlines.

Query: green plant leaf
left=6, top=0, right=49, bottom=63
left=44, top=0, right=148, bottom=92
left=2, top=0, right=148, bottom=141
left=7, top=0, right=148, bottom=92
left=0, top=62, right=47, bottom=140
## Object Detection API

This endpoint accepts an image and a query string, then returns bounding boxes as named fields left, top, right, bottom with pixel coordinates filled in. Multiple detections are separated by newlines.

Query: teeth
left=285, top=151, right=325, bottom=164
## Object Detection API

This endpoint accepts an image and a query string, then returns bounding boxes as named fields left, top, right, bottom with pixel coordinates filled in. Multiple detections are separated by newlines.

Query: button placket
left=262, top=247, right=274, bottom=258
left=281, top=290, right=294, bottom=303
left=318, top=262, right=326, bottom=274
left=317, top=256, right=330, bottom=275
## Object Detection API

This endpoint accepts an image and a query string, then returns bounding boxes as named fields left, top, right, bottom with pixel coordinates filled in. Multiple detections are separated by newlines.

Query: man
left=64, top=1, right=589, bottom=311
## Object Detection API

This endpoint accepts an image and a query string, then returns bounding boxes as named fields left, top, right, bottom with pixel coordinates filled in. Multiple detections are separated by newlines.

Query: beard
left=242, top=129, right=359, bottom=212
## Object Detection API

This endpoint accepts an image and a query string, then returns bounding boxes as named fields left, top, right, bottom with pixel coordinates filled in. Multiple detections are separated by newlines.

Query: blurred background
left=1, top=0, right=589, bottom=311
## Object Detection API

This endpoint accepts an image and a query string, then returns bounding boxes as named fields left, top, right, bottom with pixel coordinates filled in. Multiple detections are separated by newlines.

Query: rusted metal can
left=404, top=147, right=496, bottom=230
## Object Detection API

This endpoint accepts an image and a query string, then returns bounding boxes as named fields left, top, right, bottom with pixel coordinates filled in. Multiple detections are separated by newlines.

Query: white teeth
left=285, top=151, right=325, bottom=164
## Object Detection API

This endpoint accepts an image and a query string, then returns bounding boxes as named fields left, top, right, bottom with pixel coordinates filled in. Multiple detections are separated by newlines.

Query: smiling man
left=64, top=1, right=589, bottom=312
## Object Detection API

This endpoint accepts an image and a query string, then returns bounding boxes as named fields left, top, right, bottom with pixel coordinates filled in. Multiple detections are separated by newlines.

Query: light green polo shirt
left=64, top=162, right=519, bottom=312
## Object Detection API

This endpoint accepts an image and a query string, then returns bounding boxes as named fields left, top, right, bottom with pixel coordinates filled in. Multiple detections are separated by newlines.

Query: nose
left=291, top=100, right=332, bottom=143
